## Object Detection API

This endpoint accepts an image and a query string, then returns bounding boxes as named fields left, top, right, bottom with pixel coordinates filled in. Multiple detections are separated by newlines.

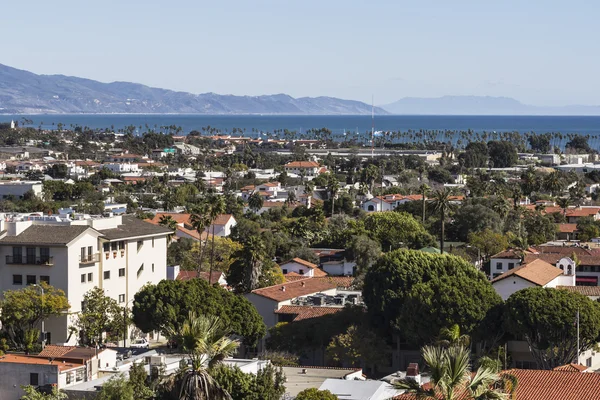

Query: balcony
left=79, top=253, right=100, bottom=265
left=6, top=256, right=54, bottom=266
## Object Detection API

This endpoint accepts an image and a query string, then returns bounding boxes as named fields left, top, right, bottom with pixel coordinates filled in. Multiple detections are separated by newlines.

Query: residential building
left=283, top=161, right=322, bottom=177
left=103, top=162, right=140, bottom=174
left=320, top=379, right=402, bottom=400
left=491, top=259, right=575, bottom=300
left=0, top=181, right=43, bottom=199
left=282, top=366, right=364, bottom=397
left=0, top=214, right=172, bottom=345
left=279, top=258, right=328, bottom=277
left=146, top=212, right=236, bottom=238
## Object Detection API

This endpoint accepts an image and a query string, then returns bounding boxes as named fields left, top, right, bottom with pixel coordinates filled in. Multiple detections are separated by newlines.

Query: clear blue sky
left=2, top=0, right=598, bottom=106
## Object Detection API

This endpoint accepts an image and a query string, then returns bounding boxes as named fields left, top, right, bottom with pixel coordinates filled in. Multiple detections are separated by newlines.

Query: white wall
left=493, top=276, right=536, bottom=301
left=0, top=363, right=60, bottom=400
left=322, top=261, right=355, bottom=276
left=280, top=261, right=315, bottom=277
left=490, top=257, right=521, bottom=279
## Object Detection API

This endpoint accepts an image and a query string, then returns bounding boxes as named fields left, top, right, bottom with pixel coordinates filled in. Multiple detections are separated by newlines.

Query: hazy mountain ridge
left=0, top=64, right=388, bottom=115
left=382, top=95, right=600, bottom=115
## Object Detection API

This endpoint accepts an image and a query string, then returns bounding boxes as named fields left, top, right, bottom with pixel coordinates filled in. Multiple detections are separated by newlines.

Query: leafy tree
left=487, top=140, right=518, bottom=168
left=20, top=386, right=67, bottom=400
left=566, top=135, right=592, bottom=153
left=326, top=325, right=390, bottom=372
left=291, top=247, right=320, bottom=265
left=543, top=171, right=567, bottom=196
left=528, top=133, right=552, bottom=153
left=504, top=287, right=600, bottom=369
left=227, top=236, right=276, bottom=293
left=132, top=278, right=266, bottom=346
left=75, top=287, right=127, bottom=346
left=364, top=211, right=434, bottom=251
left=159, top=313, right=238, bottom=400
left=522, top=210, right=556, bottom=245
left=97, top=375, right=135, bottom=400
left=452, top=205, right=503, bottom=242
left=577, top=217, right=600, bottom=242
left=25, top=170, right=44, bottom=181
left=129, top=362, right=154, bottom=400
left=248, top=192, right=264, bottom=213
left=418, top=183, right=430, bottom=224
left=0, top=282, right=69, bottom=349
left=430, top=189, right=453, bottom=253
left=346, top=234, right=381, bottom=275
left=296, top=388, right=338, bottom=400
left=46, top=164, right=69, bottom=179
left=427, top=167, right=454, bottom=184
left=467, top=229, right=509, bottom=263
left=359, top=164, right=380, bottom=194
left=461, top=142, right=488, bottom=168
left=363, top=250, right=502, bottom=345
left=212, top=364, right=286, bottom=400
left=159, top=215, right=178, bottom=244
left=190, top=202, right=211, bottom=273
left=394, top=345, right=515, bottom=400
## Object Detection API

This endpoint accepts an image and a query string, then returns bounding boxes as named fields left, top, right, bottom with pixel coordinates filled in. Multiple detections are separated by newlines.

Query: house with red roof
left=280, top=258, right=328, bottom=278
left=284, top=161, right=322, bottom=177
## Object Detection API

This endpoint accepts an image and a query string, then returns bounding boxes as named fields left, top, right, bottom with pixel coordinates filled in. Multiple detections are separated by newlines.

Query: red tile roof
left=283, top=258, right=318, bottom=269
left=38, top=345, right=76, bottom=358
left=491, top=259, right=563, bottom=286
left=284, top=161, right=320, bottom=168
left=250, top=278, right=337, bottom=302
left=147, top=212, right=191, bottom=225
left=558, top=285, right=600, bottom=297
left=553, top=363, right=588, bottom=372
left=558, top=223, right=578, bottom=233
left=274, top=305, right=344, bottom=321
left=0, top=354, right=84, bottom=372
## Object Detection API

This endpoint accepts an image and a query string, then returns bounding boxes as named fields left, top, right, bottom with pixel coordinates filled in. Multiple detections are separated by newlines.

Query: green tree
left=504, top=287, right=600, bottom=370
left=528, top=133, right=552, bottom=153
left=346, top=234, right=381, bottom=275
left=295, top=388, right=338, bottom=400
left=97, top=375, right=135, bottom=400
left=452, top=205, right=503, bottom=242
left=207, top=194, right=226, bottom=283
left=522, top=210, right=556, bottom=245
left=132, top=278, right=266, bottom=346
left=418, top=183, right=430, bottom=224
left=566, top=135, right=592, bottom=153
left=129, top=362, right=154, bottom=400
left=190, top=203, right=211, bottom=274
left=228, top=236, right=284, bottom=293
left=212, top=364, right=286, bottom=400
left=467, top=229, right=509, bottom=263
left=326, top=173, right=341, bottom=217
left=248, top=192, right=264, bottom=213
left=461, top=142, right=488, bottom=168
left=364, top=211, right=434, bottom=251
left=74, top=287, right=128, bottom=346
left=360, top=164, right=380, bottom=194
left=543, top=171, right=566, bottom=196
left=326, top=325, right=390, bottom=372
left=159, top=313, right=238, bottom=400
left=363, top=250, right=502, bottom=345
left=395, top=345, right=514, bottom=400
left=20, top=386, right=67, bottom=400
left=431, top=188, right=453, bottom=253
left=577, top=217, right=600, bottom=242
left=0, top=283, right=69, bottom=349
left=487, top=141, right=518, bottom=168
left=159, top=215, right=178, bottom=245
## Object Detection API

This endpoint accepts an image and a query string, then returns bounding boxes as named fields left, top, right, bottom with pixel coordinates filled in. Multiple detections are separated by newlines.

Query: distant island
left=381, top=95, right=600, bottom=116
left=0, top=64, right=388, bottom=115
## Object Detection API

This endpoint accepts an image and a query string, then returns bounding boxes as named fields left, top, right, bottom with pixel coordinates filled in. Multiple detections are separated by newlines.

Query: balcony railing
left=6, top=256, right=54, bottom=266
left=79, top=253, right=100, bottom=264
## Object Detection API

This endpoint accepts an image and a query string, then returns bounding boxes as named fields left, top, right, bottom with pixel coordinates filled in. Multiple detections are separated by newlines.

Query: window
left=40, top=247, right=50, bottom=263
left=119, top=268, right=125, bottom=277
left=12, top=246, right=22, bottom=263
left=87, top=272, right=93, bottom=282
left=26, top=275, right=36, bottom=285
left=88, top=246, right=93, bottom=259
left=13, top=274, right=22, bottom=285
left=66, top=372, right=73, bottom=384
left=496, top=262, right=502, bottom=270
left=26, top=247, right=36, bottom=264
left=118, top=241, right=125, bottom=250
left=137, top=264, right=144, bottom=278
left=76, top=368, right=84, bottom=382
left=30, top=373, right=39, bottom=386
left=119, top=294, right=125, bottom=303
left=152, top=263, right=155, bottom=272
left=103, top=243, right=110, bottom=252
left=299, top=269, right=304, bottom=275
left=282, top=269, right=288, bottom=274
left=152, top=237, right=155, bottom=248
left=81, top=274, right=86, bottom=283
left=104, top=271, right=110, bottom=280
left=40, top=276, right=50, bottom=285
left=80, top=247, right=86, bottom=261
left=137, top=240, right=143, bottom=251
left=587, top=357, right=593, bottom=368
left=111, top=242, right=118, bottom=251
left=508, top=263, right=515, bottom=270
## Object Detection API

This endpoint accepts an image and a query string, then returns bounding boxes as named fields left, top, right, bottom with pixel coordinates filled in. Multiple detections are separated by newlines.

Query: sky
left=2, top=0, right=599, bottom=106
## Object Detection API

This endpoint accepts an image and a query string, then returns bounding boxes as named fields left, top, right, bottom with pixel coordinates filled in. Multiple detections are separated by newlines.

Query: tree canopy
left=296, top=388, right=339, bottom=400
left=363, top=250, right=502, bottom=345
left=504, top=287, right=600, bottom=369
left=364, top=211, right=435, bottom=251
left=132, top=278, right=266, bottom=345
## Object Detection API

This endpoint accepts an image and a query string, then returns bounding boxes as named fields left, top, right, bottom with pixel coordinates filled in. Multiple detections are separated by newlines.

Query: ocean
left=3, top=114, right=600, bottom=149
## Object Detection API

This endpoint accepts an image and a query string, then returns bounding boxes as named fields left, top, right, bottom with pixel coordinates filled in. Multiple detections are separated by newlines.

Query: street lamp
left=32, top=284, right=45, bottom=349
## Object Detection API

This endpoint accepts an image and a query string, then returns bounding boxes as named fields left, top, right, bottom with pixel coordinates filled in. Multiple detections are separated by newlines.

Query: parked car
left=130, top=338, right=150, bottom=349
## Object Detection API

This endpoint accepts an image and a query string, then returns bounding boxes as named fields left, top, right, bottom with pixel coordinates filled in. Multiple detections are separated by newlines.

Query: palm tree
left=207, top=195, right=226, bottom=284
left=556, top=197, right=570, bottom=216
left=395, top=345, right=515, bottom=400
left=161, top=313, right=239, bottom=400
left=159, top=215, right=178, bottom=245
left=431, top=189, right=452, bottom=254
left=327, top=175, right=340, bottom=216
left=248, top=192, right=263, bottom=213
left=418, top=184, right=430, bottom=224
left=190, top=204, right=211, bottom=275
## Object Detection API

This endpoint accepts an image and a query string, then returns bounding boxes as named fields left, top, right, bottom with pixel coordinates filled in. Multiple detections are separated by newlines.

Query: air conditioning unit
left=149, top=356, right=166, bottom=366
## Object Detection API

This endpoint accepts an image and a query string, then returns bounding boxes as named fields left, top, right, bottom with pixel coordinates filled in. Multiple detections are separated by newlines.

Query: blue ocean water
left=3, top=114, right=600, bottom=149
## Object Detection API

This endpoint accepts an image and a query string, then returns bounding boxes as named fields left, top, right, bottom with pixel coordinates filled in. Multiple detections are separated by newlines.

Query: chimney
left=406, top=363, right=421, bottom=385
left=281, top=286, right=286, bottom=292
left=7, top=220, right=32, bottom=237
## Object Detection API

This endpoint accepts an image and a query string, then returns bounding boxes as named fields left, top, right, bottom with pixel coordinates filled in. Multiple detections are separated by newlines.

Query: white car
left=130, top=338, right=150, bottom=349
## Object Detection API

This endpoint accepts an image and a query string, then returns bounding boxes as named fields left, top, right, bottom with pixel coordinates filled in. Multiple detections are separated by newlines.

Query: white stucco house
left=279, top=258, right=327, bottom=277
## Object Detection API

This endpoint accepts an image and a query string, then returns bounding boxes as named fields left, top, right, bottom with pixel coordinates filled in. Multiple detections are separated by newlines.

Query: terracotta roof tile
left=283, top=258, right=318, bottom=269
left=553, top=363, right=589, bottom=372
left=491, top=259, right=563, bottom=286
left=274, top=305, right=344, bottom=321
left=250, top=278, right=336, bottom=302
left=38, top=345, right=76, bottom=358
left=146, top=212, right=191, bottom=225
left=0, top=354, right=84, bottom=372
left=558, top=223, right=578, bottom=233
left=557, top=285, right=600, bottom=297
left=284, top=161, right=320, bottom=168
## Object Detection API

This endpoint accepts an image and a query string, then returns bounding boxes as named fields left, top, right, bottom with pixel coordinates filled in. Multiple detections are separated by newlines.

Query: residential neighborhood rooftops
left=0, top=354, right=83, bottom=372
left=282, top=366, right=363, bottom=397
left=274, top=305, right=344, bottom=321
left=283, top=257, right=318, bottom=269
left=0, top=225, right=95, bottom=245
left=250, top=278, right=337, bottom=302
left=100, top=216, right=173, bottom=240
left=491, top=259, right=563, bottom=286
left=552, top=363, right=589, bottom=372
left=557, top=285, right=600, bottom=297
left=284, top=161, right=320, bottom=168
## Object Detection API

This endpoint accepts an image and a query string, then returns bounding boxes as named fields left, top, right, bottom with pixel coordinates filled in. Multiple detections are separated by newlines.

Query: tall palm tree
left=190, top=204, right=211, bottom=275
left=159, top=215, right=178, bottom=245
left=431, top=189, right=452, bottom=254
left=418, top=184, right=430, bottom=224
left=395, top=345, right=515, bottom=400
left=161, top=313, right=239, bottom=400
left=556, top=197, right=570, bottom=216
left=207, top=195, right=226, bottom=284
left=327, top=175, right=340, bottom=216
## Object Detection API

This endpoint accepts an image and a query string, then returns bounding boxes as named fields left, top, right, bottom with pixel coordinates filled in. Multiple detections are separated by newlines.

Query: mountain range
left=382, top=96, right=600, bottom=116
left=0, top=64, right=387, bottom=115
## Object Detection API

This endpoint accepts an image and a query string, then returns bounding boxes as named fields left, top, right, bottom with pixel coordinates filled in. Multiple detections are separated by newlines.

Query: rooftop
left=558, top=285, right=600, bottom=297
left=491, top=259, right=564, bottom=286
left=275, top=305, right=344, bottom=321
left=0, top=225, right=95, bottom=245
left=100, top=216, right=173, bottom=240
left=282, top=366, right=362, bottom=397
left=0, top=354, right=84, bottom=372
left=250, top=278, right=337, bottom=302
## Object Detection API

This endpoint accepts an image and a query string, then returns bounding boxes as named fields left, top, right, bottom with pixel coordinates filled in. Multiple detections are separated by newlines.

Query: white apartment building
left=103, top=163, right=140, bottom=174
left=0, top=181, right=43, bottom=199
left=0, top=214, right=172, bottom=345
